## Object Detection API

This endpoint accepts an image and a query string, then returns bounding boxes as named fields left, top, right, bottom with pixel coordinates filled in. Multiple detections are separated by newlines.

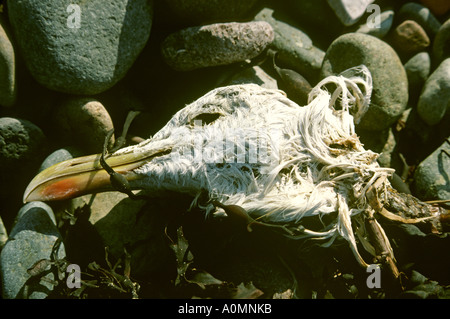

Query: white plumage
left=113, top=65, right=394, bottom=267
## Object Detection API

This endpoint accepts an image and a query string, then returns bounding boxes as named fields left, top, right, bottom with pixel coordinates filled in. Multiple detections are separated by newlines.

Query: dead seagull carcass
left=23, top=66, right=445, bottom=280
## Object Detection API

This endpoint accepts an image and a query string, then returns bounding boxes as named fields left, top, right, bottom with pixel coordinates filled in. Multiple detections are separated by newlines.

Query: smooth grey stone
left=417, top=58, right=450, bottom=126
left=0, top=117, right=46, bottom=170
left=0, top=17, right=16, bottom=107
left=433, top=18, right=450, bottom=64
left=398, top=2, right=442, bottom=37
left=254, top=8, right=325, bottom=83
left=321, top=33, right=409, bottom=131
left=413, top=138, right=450, bottom=201
left=327, top=0, right=374, bottom=26
left=0, top=202, right=65, bottom=299
left=161, top=21, right=274, bottom=72
left=404, top=52, right=431, bottom=102
left=7, top=0, right=153, bottom=95
left=356, top=9, right=394, bottom=38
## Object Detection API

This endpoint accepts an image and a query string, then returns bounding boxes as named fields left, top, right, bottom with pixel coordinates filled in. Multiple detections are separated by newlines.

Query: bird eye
left=189, top=113, right=222, bottom=126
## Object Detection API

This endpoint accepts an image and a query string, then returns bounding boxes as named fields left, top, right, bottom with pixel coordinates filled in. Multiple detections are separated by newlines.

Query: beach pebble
left=254, top=8, right=325, bottom=83
left=161, top=21, right=274, bottom=72
left=398, top=2, right=442, bottom=37
left=433, top=18, right=450, bottom=64
left=52, top=98, right=115, bottom=154
left=0, top=202, right=65, bottom=299
left=417, top=58, right=450, bottom=126
left=355, top=9, right=394, bottom=38
left=163, top=0, right=259, bottom=24
left=404, top=52, right=431, bottom=102
left=327, top=0, right=374, bottom=26
left=413, top=138, right=450, bottom=202
left=390, top=20, right=430, bottom=56
left=0, top=117, right=46, bottom=170
left=0, top=18, right=16, bottom=107
left=321, top=33, right=409, bottom=131
left=7, top=0, right=153, bottom=95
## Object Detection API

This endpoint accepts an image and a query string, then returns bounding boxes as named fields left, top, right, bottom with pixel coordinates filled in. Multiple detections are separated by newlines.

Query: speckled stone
left=0, top=117, right=46, bottom=170
left=0, top=202, right=65, bottom=299
left=321, top=33, right=409, bottom=131
left=391, top=20, right=430, bottom=55
left=161, top=21, right=274, bottom=71
left=7, top=0, right=153, bottom=95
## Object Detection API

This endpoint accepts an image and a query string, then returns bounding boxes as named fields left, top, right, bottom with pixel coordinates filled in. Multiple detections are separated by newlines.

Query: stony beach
left=0, top=0, right=449, bottom=299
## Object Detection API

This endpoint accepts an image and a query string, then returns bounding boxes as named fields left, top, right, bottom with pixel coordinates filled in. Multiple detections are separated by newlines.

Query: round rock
left=0, top=17, right=16, bottom=107
left=52, top=98, right=115, bottom=153
left=321, top=33, right=409, bottom=131
left=163, top=0, right=259, bottom=24
left=417, top=58, right=450, bottom=126
left=161, top=21, right=274, bottom=72
left=0, top=202, right=65, bottom=299
left=433, top=18, right=450, bottom=64
left=391, top=20, right=430, bottom=55
left=413, top=139, right=450, bottom=201
left=7, top=0, right=153, bottom=95
left=0, top=117, right=46, bottom=169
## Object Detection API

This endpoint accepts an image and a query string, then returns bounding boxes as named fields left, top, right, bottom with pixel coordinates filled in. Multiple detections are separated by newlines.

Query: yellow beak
left=23, top=148, right=169, bottom=203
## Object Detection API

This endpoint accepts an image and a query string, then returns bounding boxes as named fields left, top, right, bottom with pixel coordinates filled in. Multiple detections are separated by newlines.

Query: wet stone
left=0, top=202, right=65, bottom=299
left=161, top=21, right=274, bottom=72
left=52, top=98, right=115, bottom=154
left=7, top=0, right=153, bottom=95
left=417, top=58, right=450, bottom=126
left=321, top=33, right=409, bottom=131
